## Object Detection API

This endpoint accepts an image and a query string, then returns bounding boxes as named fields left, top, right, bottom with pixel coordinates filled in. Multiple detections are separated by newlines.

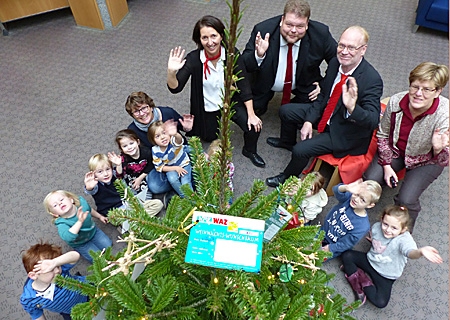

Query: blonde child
left=108, top=129, right=153, bottom=200
left=84, top=154, right=124, bottom=217
left=148, top=120, right=193, bottom=198
left=20, top=242, right=88, bottom=319
left=320, top=180, right=382, bottom=260
left=43, top=190, right=111, bottom=263
left=341, top=205, right=443, bottom=307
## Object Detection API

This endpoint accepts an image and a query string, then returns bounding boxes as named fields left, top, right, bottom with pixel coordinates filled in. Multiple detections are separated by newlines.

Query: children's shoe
left=356, top=268, right=374, bottom=289
left=345, top=272, right=366, bottom=305
left=163, top=190, right=176, bottom=209
left=144, top=199, right=163, bottom=217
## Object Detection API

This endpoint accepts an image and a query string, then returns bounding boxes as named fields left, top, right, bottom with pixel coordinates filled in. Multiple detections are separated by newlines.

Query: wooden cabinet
left=0, top=0, right=69, bottom=22
left=106, top=0, right=128, bottom=27
left=68, top=0, right=128, bottom=30
left=0, top=0, right=128, bottom=34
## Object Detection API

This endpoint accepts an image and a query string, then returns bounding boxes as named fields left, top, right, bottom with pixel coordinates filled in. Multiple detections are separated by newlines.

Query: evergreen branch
left=70, top=300, right=102, bottom=320
left=148, top=275, right=179, bottom=313
left=282, top=293, right=313, bottom=320
left=146, top=298, right=208, bottom=319
left=227, top=272, right=270, bottom=319
left=54, top=275, right=97, bottom=297
left=106, top=273, right=148, bottom=314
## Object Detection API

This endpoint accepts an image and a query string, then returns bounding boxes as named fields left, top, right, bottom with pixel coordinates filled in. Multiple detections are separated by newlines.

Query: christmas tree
left=56, top=1, right=360, bottom=318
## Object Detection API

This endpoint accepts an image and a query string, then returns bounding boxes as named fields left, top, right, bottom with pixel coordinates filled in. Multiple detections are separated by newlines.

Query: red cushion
left=313, top=102, right=406, bottom=183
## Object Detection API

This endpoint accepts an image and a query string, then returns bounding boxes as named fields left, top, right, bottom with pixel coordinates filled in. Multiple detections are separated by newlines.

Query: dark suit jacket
left=242, top=16, right=337, bottom=101
left=306, top=57, right=383, bottom=158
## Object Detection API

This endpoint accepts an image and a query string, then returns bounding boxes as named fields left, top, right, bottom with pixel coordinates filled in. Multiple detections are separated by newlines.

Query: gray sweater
left=367, top=222, right=417, bottom=280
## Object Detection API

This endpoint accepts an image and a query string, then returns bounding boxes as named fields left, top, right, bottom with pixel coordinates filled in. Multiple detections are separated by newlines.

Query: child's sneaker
left=163, top=190, right=176, bottom=209
left=144, top=199, right=163, bottom=217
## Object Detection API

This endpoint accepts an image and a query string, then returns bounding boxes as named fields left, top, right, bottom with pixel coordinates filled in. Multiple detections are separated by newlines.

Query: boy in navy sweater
left=320, top=180, right=381, bottom=260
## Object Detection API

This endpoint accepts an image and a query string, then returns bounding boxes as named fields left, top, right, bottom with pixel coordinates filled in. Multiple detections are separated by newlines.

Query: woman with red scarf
left=167, top=15, right=265, bottom=168
left=363, top=62, right=449, bottom=233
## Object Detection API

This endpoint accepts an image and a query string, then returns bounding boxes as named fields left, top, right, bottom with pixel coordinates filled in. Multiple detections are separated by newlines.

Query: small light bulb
left=214, top=277, right=219, bottom=284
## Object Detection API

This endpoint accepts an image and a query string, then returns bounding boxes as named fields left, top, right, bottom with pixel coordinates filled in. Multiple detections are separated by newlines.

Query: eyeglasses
left=132, top=105, right=150, bottom=116
left=337, top=43, right=366, bottom=53
left=409, top=85, right=437, bottom=96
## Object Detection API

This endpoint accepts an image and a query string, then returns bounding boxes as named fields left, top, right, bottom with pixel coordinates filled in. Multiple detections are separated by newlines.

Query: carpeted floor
left=0, top=0, right=448, bottom=319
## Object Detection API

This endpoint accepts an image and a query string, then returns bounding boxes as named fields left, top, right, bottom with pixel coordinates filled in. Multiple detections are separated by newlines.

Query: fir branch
left=146, top=298, right=208, bottom=319
left=106, top=273, right=148, bottom=314
left=70, top=299, right=102, bottom=320
left=147, top=275, right=179, bottom=313
left=54, top=275, right=97, bottom=297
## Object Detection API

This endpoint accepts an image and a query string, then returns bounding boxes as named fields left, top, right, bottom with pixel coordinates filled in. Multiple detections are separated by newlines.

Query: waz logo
left=197, top=215, right=229, bottom=226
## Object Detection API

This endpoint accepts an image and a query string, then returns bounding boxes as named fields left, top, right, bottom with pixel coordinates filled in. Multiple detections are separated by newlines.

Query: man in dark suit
left=242, top=0, right=337, bottom=116
left=266, top=25, right=383, bottom=187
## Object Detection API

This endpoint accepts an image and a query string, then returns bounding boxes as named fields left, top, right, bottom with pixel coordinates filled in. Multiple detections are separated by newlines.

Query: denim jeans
left=73, top=227, right=112, bottom=263
left=147, top=169, right=173, bottom=194
left=166, top=164, right=193, bottom=197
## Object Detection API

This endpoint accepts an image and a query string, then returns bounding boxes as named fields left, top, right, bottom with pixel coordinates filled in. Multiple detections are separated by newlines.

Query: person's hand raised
left=76, top=207, right=88, bottom=223
left=107, top=152, right=122, bottom=167
left=345, top=178, right=363, bottom=194
left=163, top=119, right=178, bottom=136
left=33, top=259, right=57, bottom=275
left=84, top=171, right=98, bottom=191
left=431, top=128, right=449, bottom=155
left=179, top=114, right=194, bottom=132
left=420, top=246, right=443, bottom=264
left=168, top=46, right=186, bottom=72
left=342, top=76, right=358, bottom=114
left=255, top=32, right=270, bottom=58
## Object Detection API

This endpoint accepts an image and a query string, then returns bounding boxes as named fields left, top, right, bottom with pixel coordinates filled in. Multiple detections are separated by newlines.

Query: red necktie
left=317, top=73, right=348, bottom=133
left=281, top=43, right=293, bottom=105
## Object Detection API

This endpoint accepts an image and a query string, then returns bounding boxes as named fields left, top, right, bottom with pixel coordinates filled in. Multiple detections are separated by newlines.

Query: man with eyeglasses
left=266, top=25, right=383, bottom=188
left=242, top=0, right=336, bottom=117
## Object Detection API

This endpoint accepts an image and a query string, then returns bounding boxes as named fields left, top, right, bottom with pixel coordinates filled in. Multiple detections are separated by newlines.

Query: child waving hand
left=341, top=205, right=443, bottom=307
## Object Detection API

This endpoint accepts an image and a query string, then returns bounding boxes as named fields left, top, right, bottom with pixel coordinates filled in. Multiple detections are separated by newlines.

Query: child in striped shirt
left=148, top=120, right=193, bottom=197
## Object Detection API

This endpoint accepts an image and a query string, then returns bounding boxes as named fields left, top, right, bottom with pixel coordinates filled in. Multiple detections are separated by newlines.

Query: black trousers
left=201, top=102, right=261, bottom=153
left=341, top=250, right=395, bottom=308
left=284, top=131, right=334, bottom=177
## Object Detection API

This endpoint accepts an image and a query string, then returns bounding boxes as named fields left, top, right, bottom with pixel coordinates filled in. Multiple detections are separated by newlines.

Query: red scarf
left=203, top=47, right=222, bottom=80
